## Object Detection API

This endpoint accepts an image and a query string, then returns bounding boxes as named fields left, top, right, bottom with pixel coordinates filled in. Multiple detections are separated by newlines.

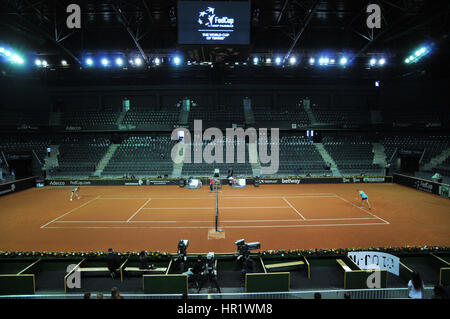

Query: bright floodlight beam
left=61, top=60, right=68, bottom=66
left=115, top=58, right=123, bottom=66
left=378, top=58, right=386, bottom=66
left=370, top=58, right=377, bottom=66
left=154, top=57, right=161, bottom=65
left=86, top=58, right=94, bottom=66
left=134, top=57, right=142, bottom=66
left=35, top=59, right=42, bottom=66
left=173, top=56, right=181, bottom=65
left=101, top=58, right=109, bottom=66
left=339, top=57, right=347, bottom=65
left=253, top=57, right=259, bottom=64
left=309, top=57, right=315, bottom=65
left=289, top=56, right=296, bottom=65
left=275, top=57, right=282, bottom=65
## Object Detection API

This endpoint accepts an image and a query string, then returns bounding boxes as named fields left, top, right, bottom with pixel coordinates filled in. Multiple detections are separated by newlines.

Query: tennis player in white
left=70, top=186, right=81, bottom=201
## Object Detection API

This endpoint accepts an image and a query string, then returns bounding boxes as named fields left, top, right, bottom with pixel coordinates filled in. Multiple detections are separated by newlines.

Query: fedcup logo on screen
left=170, top=120, right=279, bottom=175
left=198, top=7, right=234, bottom=27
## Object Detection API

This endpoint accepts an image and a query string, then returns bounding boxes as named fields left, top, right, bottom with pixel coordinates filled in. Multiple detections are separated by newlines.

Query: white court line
left=52, top=217, right=378, bottom=223
left=333, top=194, right=390, bottom=225
left=140, top=206, right=290, bottom=210
left=97, top=198, right=150, bottom=200
left=282, top=197, right=306, bottom=220
left=43, top=222, right=389, bottom=229
left=126, top=198, right=152, bottom=222
left=40, top=195, right=100, bottom=229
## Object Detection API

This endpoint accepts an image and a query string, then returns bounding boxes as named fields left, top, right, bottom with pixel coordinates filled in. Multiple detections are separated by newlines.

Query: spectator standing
left=408, top=272, right=424, bottom=299
left=106, top=248, right=121, bottom=279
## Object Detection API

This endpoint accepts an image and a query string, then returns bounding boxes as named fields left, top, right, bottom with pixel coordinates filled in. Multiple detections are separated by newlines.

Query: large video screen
left=177, top=1, right=250, bottom=45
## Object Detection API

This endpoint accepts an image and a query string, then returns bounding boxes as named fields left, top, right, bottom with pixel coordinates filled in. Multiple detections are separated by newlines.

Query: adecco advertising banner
left=46, top=179, right=179, bottom=186
left=393, top=173, right=449, bottom=198
left=348, top=251, right=400, bottom=276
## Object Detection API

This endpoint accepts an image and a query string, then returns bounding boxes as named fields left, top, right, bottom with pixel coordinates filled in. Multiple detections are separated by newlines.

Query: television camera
left=174, top=239, right=189, bottom=272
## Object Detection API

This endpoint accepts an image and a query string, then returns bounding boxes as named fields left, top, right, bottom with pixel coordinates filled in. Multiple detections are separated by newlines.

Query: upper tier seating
left=311, top=106, right=371, bottom=126
left=123, top=110, right=179, bottom=125
left=59, top=111, right=119, bottom=127
left=253, top=106, right=310, bottom=125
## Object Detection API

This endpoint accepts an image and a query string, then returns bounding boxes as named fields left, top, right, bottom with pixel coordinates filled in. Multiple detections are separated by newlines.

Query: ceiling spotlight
left=370, top=58, right=377, bottom=66
left=154, top=57, right=161, bottom=65
left=42, top=60, right=48, bottom=67
left=319, top=57, right=324, bottom=65
left=134, top=57, right=142, bottom=66
left=339, top=57, right=347, bottom=65
left=309, top=57, right=315, bottom=65
left=275, top=57, right=282, bottom=65
left=35, top=59, right=42, bottom=66
left=289, top=56, right=296, bottom=65
left=253, top=57, right=259, bottom=64
left=101, top=58, right=109, bottom=66
left=115, top=58, right=123, bottom=66
left=173, top=56, right=181, bottom=65
left=330, top=59, right=335, bottom=64
left=61, top=60, right=68, bottom=66
left=86, top=58, right=94, bottom=66
left=266, top=58, right=271, bottom=63
left=378, top=58, right=386, bottom=65
left=4, top=50, right=11, bottom=57
left=0, top=47, right=4, bottom=53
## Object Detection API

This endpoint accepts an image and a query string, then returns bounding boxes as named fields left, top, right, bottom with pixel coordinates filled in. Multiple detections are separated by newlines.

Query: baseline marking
left=43, top=222, right=389, bottom=229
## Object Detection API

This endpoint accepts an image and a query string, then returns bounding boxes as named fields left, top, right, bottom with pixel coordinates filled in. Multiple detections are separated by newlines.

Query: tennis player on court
left=357, top=189, right=371, bottom=210
left=70, top=186, right=81, bottom=201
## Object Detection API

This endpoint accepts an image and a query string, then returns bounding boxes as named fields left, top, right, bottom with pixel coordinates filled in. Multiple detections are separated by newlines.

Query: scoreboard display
left=177, top=1, right=250, bottom=45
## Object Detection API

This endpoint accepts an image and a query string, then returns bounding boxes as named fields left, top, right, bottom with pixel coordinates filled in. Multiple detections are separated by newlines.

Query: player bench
left=120, top=259, right=171, bottom=281
left=336, top=259, right=352, bottom=272
left=264, top=261, right=305, bottom=272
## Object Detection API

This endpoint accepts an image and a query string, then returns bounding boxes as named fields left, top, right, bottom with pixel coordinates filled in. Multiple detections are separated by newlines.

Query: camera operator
left=182, top=255, right=204, bottom=288
left=174, top=240, right=188, bottom=272
left=197, top=253, right=221, bottom=293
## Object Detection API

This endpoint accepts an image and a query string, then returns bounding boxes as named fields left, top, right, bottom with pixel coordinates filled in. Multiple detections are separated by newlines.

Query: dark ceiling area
left=0, top=0, right=449, bottom=83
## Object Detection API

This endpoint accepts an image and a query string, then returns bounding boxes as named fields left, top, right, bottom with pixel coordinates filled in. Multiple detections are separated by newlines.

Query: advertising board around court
left=45, top=176, right=393, bottom=187
left=393, top=173, right=450, bottom=199
left=0, top=176, right=38, bottom=197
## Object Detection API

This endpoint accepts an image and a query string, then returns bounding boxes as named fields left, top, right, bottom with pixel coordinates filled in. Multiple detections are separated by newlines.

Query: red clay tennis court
left=0, top=183, right=449, bottom=253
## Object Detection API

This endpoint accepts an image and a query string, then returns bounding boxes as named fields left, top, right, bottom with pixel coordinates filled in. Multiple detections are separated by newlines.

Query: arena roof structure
left=0, top=0, right=449, bottom=83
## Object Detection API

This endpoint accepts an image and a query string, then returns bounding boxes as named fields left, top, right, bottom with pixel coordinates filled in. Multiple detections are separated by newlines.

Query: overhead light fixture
left=289, top=56, right=296, bottom=65
left=115, top=58, right=123, bottom=66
